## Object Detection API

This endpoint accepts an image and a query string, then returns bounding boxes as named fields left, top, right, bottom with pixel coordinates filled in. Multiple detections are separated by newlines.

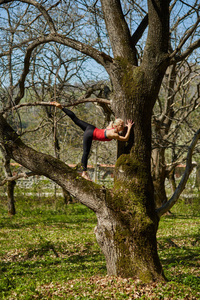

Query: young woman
left=50, top=101, right=134, bottom=180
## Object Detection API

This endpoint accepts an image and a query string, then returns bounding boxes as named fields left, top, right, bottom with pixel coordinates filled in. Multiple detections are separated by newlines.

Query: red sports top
left=92, top=128, right=112, bottom=141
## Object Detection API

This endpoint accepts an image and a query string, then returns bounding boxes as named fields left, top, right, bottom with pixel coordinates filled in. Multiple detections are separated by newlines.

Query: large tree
left=0, top=0, right=200, bottom=282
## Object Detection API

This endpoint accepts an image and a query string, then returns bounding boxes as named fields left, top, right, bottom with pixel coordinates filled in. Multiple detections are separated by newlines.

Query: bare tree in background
left=152, top=60, right=200, bottom=207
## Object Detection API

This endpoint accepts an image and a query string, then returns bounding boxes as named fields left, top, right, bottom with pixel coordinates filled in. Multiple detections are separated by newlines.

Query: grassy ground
left=0, top=195, right=199, bottom=299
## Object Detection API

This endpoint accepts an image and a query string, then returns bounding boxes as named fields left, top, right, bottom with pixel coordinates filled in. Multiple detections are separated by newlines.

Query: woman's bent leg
left=81, top=127, right=94, bottom=171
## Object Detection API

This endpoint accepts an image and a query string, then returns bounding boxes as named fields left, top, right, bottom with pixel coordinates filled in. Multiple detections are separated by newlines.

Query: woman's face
left=116, top=122, right=124, bottom=132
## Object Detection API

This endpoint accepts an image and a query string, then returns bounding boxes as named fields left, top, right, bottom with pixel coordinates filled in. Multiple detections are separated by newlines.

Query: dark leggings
left=62, top=108, right=95, bottom=171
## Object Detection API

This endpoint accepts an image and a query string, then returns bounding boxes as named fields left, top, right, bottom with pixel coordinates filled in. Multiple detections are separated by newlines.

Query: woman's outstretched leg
left=62, top=107, right=95, bottom=132
left=62, top=108, right=95, bottom=180
left=50, top=102, right=94, bottom=180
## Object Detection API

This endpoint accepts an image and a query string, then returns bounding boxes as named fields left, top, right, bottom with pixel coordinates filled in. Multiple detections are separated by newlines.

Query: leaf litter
left=36, top=275, right=199, bottom=299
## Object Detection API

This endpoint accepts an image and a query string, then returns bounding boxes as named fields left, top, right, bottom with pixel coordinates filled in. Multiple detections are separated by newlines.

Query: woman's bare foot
left=82, top=171, right=92, bottom=181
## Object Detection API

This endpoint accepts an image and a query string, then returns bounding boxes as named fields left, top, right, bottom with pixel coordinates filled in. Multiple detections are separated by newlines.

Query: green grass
left=0, top=196, right=199, bottom=299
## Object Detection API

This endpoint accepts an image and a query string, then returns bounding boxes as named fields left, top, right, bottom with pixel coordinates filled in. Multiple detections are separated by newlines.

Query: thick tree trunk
left=95, top=206, right=164, bottom=280
left=0, top=0, right=198, bottom=284
left=94, top=136, right=165, bottom=280
left=99, top=62, right=167, bottom=281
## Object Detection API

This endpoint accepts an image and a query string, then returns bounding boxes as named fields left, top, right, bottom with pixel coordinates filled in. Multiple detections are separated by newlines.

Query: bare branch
left=20, top=120, right=50, bottom=136
left=2, top=98, right=110, bottom=114
left=131, top=14, right=148, bottom=46
left=169, top=12, right=200, bottom=62
left=0, top=39, right=35, bottom=59
left=9, top=32, right=112, bottom=106
left=0, top=0, right=57, bottom=33
left=157, top=128, right=200, bottom=218
left=0, top=171, right=35, bottom=186
left=49, top=33, right=113, bottom=65
left=171, top=38, right=200, bottom=63
left=0, top=0, right=61, bottom=59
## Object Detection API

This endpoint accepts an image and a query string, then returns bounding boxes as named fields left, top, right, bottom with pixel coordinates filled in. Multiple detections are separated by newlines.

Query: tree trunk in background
left=1, top=154, right=16, bottom=215
left=152, top=148, right=168, bottom=208
left=168, top=171, right=177, bottom=193
left=7, top=180, right=16, bottom=215
left=63, top=189, right=75, bottom=204
left=151, top=64, right=177, bottom=207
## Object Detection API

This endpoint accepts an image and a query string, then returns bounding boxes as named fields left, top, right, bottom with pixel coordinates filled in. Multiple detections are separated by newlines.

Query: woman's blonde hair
left=109, top=118, right=124, bottom=128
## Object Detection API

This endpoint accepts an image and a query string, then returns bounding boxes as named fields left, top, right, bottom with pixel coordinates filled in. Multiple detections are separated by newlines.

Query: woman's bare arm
left=107, top=120, right=134, bottom=141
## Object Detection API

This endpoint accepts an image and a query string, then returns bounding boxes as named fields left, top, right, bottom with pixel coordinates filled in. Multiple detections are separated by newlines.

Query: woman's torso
left=92, top=128, right=114, bottom=141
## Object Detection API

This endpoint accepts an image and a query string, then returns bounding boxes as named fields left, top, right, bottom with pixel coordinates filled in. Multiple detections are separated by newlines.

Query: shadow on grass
left=160, top=250, right=200, bottom=266
left=0, top=250, right=107, bottom=292
left=0, top=203, right=97, bottom=230
left=0, top=236, right=106, bottom=275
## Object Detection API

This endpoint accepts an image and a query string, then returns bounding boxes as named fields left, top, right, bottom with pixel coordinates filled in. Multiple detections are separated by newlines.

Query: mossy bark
left=95, top=214, right=164, bottom=281
left=94, top=150, right=165, bottom=281
left=95, top=153, right=165, bottom=280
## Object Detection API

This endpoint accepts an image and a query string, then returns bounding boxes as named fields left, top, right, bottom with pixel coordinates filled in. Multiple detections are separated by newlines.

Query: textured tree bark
left=95, top=205, right=164, bottom=280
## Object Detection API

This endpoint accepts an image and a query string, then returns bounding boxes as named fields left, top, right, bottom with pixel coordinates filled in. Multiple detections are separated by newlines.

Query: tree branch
left=8, top=33, right=112, bottom=106
left=142, top=0, right=170, bottom=65
left=0, top=0, right=113, bottom=106
left=100, top=0, right=137, bottom=64
left=0, top=171, right=35, bottom=186
left=169, top=13, right=200, bottom=62
left=2, top=98, right=110, bottom=114
left=157, top=128, right=200, bottom=218
left=49, top=33, right=113, bottom=65
left=170, top=38, right=200, bottom=63
left=0, top=0, right=57, bottom=33
left=131, top=14, right=148, bottom=46
left=0, top=114, right=107, bottom=213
